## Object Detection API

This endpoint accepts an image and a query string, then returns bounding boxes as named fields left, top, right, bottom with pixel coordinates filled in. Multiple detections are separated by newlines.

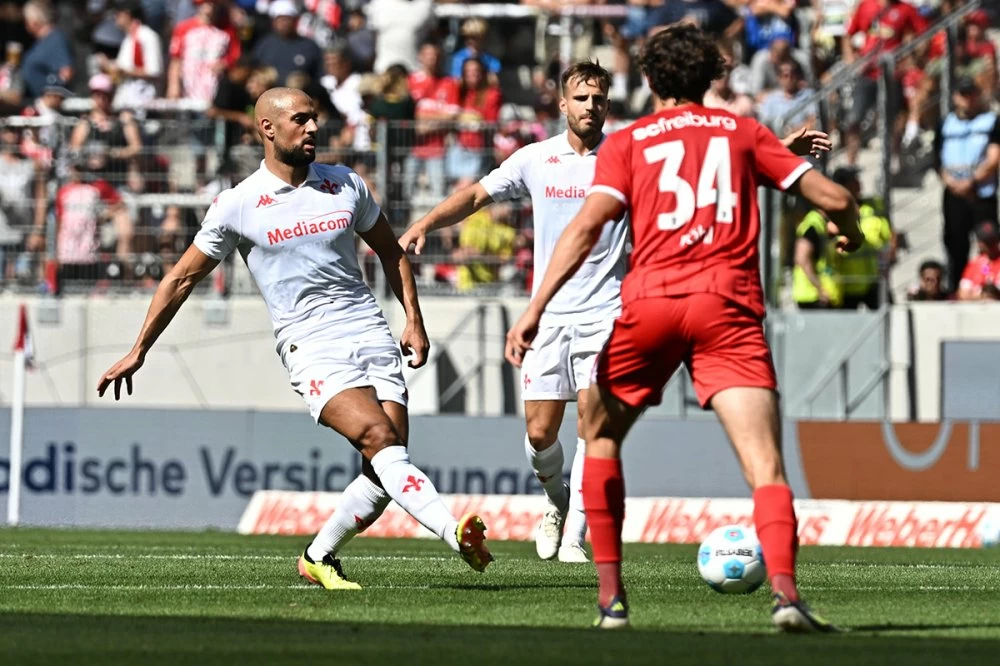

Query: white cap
left=269, top=0, right=299, bottom=18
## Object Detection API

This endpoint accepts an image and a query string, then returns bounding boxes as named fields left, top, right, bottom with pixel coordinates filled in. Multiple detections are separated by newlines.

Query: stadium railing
left=766, top=0, right=983, bottom=308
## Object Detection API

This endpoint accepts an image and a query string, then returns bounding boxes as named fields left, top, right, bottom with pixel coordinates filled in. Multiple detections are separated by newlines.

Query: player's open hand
left=400, top=319, right=430, bottom=369
left=398, top=224, right=427, bottom=255
left=97, top=350, right=144, bottom=400
left=835, top=235, right=863, bottom=254
left=784, top=128, right=832, bottom=158
left=505, top=308, right=541, bottom=368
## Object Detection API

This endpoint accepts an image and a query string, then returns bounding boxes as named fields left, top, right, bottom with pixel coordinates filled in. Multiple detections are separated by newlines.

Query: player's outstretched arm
left=399, top=183, right=494, bottom=255
left=97, top=244, right=220, bottom=400
left=792, top=169, right=864, bottom=253
left=363, top=213, right=430, bottom=369
left=505, top=192, right=624, bottom=367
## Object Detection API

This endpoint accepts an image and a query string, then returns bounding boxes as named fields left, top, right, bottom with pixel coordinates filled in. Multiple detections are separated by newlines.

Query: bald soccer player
left=97, top=87, right=493, bottom=588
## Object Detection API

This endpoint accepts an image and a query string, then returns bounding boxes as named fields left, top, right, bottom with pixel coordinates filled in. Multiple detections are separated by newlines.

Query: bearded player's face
left=273, top=96, right=318, bottom=167
left=560, top=77, right=608, bottom=140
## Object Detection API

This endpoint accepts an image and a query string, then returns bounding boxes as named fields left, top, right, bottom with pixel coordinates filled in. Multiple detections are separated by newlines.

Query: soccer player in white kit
left=97, top=87, right=493, bottom=588
left=399, top=62, right=833, bottom=563
left=400, top=63, right=624, bottom=563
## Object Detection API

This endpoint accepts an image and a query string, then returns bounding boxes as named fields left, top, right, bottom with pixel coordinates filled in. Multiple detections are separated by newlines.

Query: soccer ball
left=980, top=517, right=1000, bottom=548
left=697, top=524, right=767, bottom=594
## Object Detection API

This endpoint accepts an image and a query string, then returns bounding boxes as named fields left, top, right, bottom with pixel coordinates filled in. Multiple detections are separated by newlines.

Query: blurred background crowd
left=0, top=0, right=996, bottom=304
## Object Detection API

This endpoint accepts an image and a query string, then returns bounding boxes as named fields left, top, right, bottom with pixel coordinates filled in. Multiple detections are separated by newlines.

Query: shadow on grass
left=851, top=622, right=1000, bottom=633
left=1, top=612, right=998, bottom=666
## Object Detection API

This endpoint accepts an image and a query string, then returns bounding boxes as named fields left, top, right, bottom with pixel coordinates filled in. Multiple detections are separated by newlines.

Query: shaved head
left=256, top=87, right=318, bottom=168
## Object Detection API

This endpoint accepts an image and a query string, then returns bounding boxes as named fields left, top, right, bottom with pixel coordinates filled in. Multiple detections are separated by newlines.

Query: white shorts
left=520, top=321, right=615, bottom=401
left=283, top=332, right=408, bottom=423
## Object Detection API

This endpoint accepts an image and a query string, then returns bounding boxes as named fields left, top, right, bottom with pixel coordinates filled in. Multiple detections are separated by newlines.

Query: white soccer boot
left=557, top=542, right=590, bottom=563
left=535, top=484, right=569, bottom=560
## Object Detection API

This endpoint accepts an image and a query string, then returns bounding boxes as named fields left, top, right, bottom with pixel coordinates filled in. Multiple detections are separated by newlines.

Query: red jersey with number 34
left=590, top=105, right=811, bottom=318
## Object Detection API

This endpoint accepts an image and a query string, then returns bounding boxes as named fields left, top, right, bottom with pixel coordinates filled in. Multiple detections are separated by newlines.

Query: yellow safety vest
left=831, top=203, right=892, bottom=298
left=792, top=211, right=842, bottom=306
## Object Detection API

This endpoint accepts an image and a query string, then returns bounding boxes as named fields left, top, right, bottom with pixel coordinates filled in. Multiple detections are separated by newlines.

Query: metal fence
left=768, top=0, right=984, bottom=307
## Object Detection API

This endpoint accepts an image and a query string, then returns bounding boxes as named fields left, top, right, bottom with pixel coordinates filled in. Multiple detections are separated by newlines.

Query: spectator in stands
left=97, top=0, right=162, bottom=112
left=960, top=9, right=997, bottom=103
left=908, top=259, right=950, bottom=301
left=20, top=1, right=74, bottom=102
left=843, top=0, right=927, bottom=166
left=49, top=156, right=133, bottom=291
left=793, top=198, right=841, bottom=309
left=957, top=221, right=1000, bottom=300
left=0, top=38, right=24, bottom=112
left=367, top=63, right=416, bottom=224
left=167, top=0, right=241, bottom=104
left=319, top=46, right=369, bottom=154
left=704, top=40, right=755, bottom=117
left=811, top=0, right=857, bottom=79
left=344, top=8, right=376, bottom=73
left=298, top=0, right=344, bottom=50
left=0, top=125, right=45, bottom=282
left=207, top=56, right=253, bottom=163
left=934, top=76, right=1000, bottom=289
left=645, top=0, right=742, bottom=40
left=828, top=166, right=897, bottom=309
left=449, top=178, right=516, bottom=292
left=740, top=0, right=799, bottom=64
left=68, top=74, right=143, bottom=187
left=758, top=59, right=817, bottom=133
left=252, top=0, right=323, bottom=86
left=367, top=0, right=433, bottom=74
left=17, top=80, right=68, bottom=171
left=447, top=57, right=502, bottom=182
left=750, top=37, right=810, bottom=101
left=449, top=18, right=501, bottom=82
left=406, top=41, right=455, bottom=204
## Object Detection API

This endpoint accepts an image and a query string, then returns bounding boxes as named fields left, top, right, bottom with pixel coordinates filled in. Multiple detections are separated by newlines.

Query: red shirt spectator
left=55, top=175, right=121, bottom=265
left=848, top=0, right=927, bottom=66
left=964, top=11, right=997, bottom=63
left=167, top=0, right=241, bottom=104
left=409, top=42, right=458, bottom=160
left=447, top=57, right=502, bottom=151
left=958, top=222, right=1000, bottom=300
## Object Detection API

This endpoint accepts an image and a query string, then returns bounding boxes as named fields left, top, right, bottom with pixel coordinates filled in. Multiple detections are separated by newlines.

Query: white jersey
left=193, top=161, right=386, bottom=357
left=479, top=131, right=628, bottom=326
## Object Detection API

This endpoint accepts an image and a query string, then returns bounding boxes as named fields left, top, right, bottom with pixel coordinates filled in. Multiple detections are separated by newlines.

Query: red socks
left=583, top=456, right=625, bottom=606
left=753, top=484, right=800, bottom=601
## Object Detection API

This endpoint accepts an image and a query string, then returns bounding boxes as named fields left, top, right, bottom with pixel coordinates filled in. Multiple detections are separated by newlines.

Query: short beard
left=275, top=143, right=315, bottom=167
left=568, top=117, right=603, bottom=141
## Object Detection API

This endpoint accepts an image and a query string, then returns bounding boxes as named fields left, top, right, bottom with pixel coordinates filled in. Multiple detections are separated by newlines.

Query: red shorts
left=594, top=293, right=778, bottom=408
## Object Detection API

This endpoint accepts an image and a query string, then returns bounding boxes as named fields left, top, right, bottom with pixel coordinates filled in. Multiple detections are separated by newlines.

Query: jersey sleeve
left=193, top=191, right=241, bottom=261
left=168, top=21, right=186, bottom=59
left=753, top=121, right=812, bottom=191
left=589, top=131, right=631, bottom=205
left=348, top=171, right=382, bottom=233
left=479, top=147, right=529, bottom=202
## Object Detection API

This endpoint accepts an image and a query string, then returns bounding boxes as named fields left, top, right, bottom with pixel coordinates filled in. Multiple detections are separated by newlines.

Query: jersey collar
left=554, top=130, right=606, bottom=157
left=257, top=160, right=323, bottom=192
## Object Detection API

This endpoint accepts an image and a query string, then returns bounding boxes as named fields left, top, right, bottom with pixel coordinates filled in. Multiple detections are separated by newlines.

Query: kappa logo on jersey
left=402, top=476, right=425, bottom=493
left=256, top=194, right=277, bottom=208
left=319, top=178, right=340, bottom=194
left=545, top=155, right=561, bottom=164
left=309, top=379, right=324, bottom=396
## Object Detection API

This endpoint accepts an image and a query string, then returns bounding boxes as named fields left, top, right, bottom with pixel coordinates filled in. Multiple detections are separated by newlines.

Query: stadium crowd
left=0, top=0, right=996, bottom=301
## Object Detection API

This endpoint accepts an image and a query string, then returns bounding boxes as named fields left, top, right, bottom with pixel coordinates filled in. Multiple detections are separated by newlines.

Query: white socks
left=307, top=474, right=390, bottom=562
left=370, top=445, right=460, bottom=552
left=562, top=437, right=588, bottom=547
left=524, top=435, right=569, bottom=509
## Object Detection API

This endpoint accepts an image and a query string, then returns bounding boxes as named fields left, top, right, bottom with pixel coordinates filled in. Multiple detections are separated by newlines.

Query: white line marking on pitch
left=0, top=553, right=453, bottom=562
left=0, top=584, right=993, bottom=593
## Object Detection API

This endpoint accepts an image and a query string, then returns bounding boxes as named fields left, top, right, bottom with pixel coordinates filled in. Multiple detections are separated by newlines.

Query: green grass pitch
left=1, top=528, right=998, bottom=665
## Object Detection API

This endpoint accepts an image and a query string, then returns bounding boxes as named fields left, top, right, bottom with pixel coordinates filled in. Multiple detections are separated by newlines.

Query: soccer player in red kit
left=506, top=24, right=864, bottom=632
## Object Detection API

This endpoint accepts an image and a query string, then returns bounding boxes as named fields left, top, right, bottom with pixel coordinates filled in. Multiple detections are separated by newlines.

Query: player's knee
left=357, top=420, right=400, bottom=455
left=525, top=424, right=558, bottom=450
